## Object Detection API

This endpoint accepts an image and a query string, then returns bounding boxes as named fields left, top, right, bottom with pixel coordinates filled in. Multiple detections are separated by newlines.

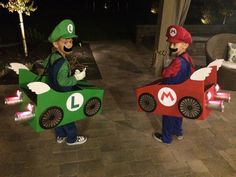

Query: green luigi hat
left=48, top=19, right=78, bottom=43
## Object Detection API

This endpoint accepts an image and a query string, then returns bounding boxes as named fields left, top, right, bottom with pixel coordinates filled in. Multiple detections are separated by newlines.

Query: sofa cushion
left=223, top=61, right=236, bottom=69
left=228, top=42, right=236, bottom=62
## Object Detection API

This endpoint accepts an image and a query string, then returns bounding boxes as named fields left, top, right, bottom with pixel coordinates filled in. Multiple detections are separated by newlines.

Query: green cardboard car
left=5, top=63, right=104, bottom=132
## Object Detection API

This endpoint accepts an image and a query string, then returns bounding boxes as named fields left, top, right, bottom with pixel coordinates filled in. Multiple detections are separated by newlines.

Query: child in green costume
left=44, top=19, right=87, bottom=145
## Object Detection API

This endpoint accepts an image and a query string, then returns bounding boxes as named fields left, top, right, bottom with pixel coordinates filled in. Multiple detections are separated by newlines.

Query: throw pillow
left=228, top=42, right=236, bottom=63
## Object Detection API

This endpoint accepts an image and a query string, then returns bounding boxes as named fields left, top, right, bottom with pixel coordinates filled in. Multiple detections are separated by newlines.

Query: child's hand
left=75, top=69, right=81, bottom=74
left=74, top=68, right=86, bottom=80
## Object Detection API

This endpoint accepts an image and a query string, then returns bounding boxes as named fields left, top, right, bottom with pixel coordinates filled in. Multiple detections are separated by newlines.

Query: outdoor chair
left=206, top=33, right=236, bottom=91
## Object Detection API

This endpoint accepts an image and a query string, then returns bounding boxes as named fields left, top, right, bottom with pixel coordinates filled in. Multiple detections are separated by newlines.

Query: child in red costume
left=153, top=25, right=195, bottom=144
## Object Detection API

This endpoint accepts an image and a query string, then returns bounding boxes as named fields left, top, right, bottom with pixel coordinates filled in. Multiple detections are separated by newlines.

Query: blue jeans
left=55, top=122, right=78, bottom=143
left=161, top=115, right=183, bottom=144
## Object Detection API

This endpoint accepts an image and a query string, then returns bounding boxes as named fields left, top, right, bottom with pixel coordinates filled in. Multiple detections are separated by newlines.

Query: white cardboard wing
left=207, top=59, right=224, bottom=71
left=27, top=82, right=50, bottom=95
left=190, top=67, right=212, bottom=81
left=8, top=62, right=29, bottom=75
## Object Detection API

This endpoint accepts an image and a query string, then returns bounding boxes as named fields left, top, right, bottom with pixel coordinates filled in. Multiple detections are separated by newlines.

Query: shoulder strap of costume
left=36, top=53, right=60, bottom=81
left=52, top=57, right=65, bottom=68
left=179, top=55, right=195, bottom=72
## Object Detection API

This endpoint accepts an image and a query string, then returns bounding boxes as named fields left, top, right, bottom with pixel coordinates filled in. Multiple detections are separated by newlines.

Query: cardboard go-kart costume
left=5, top=20, right=104, bottom=133
left=136, top=59, right=231, bottom=119
left=136, top=25, right=231, bottom=144
left=136, top=26, right=231, bottom=119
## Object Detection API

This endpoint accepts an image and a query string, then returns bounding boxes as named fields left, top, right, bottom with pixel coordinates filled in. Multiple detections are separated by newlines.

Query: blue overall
left=47, top=57, right=78, bottom=143
left=47, top=58, right=75, bottom=92
left=161, top=56, right=192, bottom=144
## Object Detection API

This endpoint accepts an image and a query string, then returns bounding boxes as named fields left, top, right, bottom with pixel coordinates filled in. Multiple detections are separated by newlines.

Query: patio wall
left=185, top=25, right=236, bottom=37
left=136, top=25, right=236, bottom=43
left=136, top=24, right=236, bottom=67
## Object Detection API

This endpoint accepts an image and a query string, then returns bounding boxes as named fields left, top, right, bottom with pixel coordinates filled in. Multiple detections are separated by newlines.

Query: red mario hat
left=166, top=25, right=192, bottom=44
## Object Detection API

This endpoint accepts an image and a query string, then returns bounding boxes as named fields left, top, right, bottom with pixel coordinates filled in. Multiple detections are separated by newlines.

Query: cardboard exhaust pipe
left=214, top=92, right=231, bottom=103
left=207, top=100, right=224, bottom=112
left=15, top=111, right=34, bottom=122
left=5, top=97, right=22, bottom=105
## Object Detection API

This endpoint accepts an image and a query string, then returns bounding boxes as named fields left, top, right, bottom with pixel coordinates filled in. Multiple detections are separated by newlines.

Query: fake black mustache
left=169, top=47, right=178, bottom=56
left=64, top=46, right=73, bottom=52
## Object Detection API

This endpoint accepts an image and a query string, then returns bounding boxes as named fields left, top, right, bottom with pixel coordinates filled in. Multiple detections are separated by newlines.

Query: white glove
left=74, top=68, right=86, bottom=80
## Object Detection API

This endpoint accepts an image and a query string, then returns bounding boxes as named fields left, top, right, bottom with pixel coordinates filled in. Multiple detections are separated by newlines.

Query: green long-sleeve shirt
left=43, top=52, right=77, bottom=87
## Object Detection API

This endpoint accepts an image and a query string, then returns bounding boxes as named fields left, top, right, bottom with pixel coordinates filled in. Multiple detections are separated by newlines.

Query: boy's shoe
left=67, top=136, right=87, bottom=146
left=176, top=135, right=184, bottom=140
left=152, top=132, right=170, bottom=145
left=152, top=132, right=163, bottom=143
left=56, top=136, right=66, bottom=144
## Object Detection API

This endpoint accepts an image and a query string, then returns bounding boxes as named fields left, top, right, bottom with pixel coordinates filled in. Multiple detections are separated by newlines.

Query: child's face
left=169, top=42, right=189, bottom=56
left=53, top=38, right=73, bottom=56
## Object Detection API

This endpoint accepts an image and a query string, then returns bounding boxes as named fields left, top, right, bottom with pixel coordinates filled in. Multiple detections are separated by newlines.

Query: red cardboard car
left=136, top=59, right=231, bottom=120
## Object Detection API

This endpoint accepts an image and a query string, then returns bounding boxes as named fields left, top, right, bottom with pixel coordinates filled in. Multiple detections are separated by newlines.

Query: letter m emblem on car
left=158, top=87, right=177, bottom=107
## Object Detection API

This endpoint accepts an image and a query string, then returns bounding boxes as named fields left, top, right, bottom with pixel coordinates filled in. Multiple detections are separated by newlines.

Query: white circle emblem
left=169, top=27, right=177, bottom=37
left=67, top=24, right=73, bottom=33
left=158, top=87, right=177, bottom=107
left=66, top=93, right=84, bottom=111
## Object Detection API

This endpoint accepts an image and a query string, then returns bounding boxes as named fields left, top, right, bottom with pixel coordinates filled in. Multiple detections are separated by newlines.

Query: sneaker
left=56, top=136, right=66, bottom=144
left=152, top=132, right=170, bottom=145
left=152, top=132, right=163, bottom=143
left=66, top=136, right=87, bottom=146
left=176, top=135, right=184, bottom=140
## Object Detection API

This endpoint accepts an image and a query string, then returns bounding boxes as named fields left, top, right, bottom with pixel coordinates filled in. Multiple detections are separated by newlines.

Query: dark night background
left=0, top=0, right=235, bottom=44
left=0, top=0, right=159, bottom=43
left=0, top=0, right=207, bottom=44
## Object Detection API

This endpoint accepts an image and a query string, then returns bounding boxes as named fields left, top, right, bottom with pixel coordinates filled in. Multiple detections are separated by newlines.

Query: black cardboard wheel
left=138, top=93, right=156, bottom=112
left=39, top=107, right=63, bottom=129
left=84, top=97, right=101, bottom=116
left=178, top=97, right=202, bottom=119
